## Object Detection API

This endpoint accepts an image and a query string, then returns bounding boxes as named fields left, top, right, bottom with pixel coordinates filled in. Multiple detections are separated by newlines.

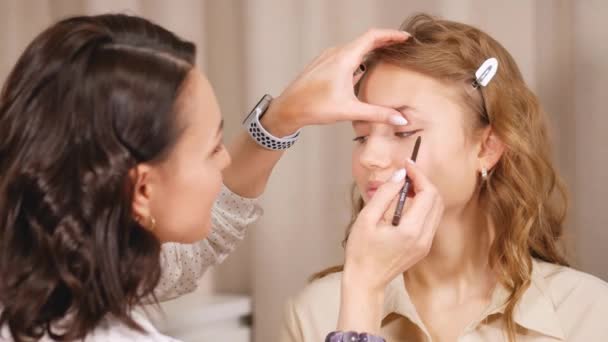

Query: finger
left=402, top=159, right=433, bottom=194
left=352, top=64, right=366, bottom=85
left=396, top=185, right=435, bottom=231
left=395, top=162, right=437, bottom=231
left=347, top=29, right=410, bottom=65
left=382, top=184, right=403, bottom=223
left=359, top=169, right=406, bottom=223
left=300, top=46, right=338, bottom=75
left=345, top=101, right=409, bottom=126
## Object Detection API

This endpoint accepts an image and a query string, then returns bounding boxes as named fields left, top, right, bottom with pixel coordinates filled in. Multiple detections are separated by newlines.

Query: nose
left=358, top=136, right=393, bottom=171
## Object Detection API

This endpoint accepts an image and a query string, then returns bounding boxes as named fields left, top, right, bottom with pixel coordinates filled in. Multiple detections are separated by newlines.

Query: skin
left=350, top=62, right=504, bottom=340
left=131, top=69, right=230, bottom=243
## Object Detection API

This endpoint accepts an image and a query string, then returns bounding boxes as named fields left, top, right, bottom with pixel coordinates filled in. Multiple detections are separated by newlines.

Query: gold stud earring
left=134, top=214, right=156, bottom=231
left=481, top=167, right=489, bottom=180
left=148, top=216, right=156, bottom=231
left=134, top=215, right=144, bottom=225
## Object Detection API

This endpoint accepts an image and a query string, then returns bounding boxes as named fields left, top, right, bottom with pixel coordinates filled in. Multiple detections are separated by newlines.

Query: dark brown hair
left=0, top=14, right=195, bottom=340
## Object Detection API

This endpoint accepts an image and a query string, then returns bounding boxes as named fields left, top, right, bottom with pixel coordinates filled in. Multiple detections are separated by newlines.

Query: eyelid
left=395, top=132, right=414, bottom=138
left=353, top=128, right=422, bottom=142
left=395, top=128, right=422, bottom=136
left=353, top=135, right=368, bottom=143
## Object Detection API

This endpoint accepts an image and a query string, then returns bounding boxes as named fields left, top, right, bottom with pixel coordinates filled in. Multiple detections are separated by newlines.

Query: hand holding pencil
left=343, top=143, right=445, bottom=294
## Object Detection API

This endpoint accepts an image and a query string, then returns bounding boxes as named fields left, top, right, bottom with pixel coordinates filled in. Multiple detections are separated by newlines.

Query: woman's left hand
left=262, top=29, right=411, bottom=136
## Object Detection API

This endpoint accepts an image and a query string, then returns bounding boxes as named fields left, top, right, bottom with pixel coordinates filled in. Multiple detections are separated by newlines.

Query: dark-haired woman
left=0, top=14, right=441, bottom=342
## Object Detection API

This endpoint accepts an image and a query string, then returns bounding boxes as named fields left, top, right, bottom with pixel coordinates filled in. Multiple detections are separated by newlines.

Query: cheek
left=182, top=162, right=222, bottom=240
left=417, top=134, right=478, bottom=210
left=156, top=160, right=223, bottom=243
left=351, top=148, right=365, bottom=188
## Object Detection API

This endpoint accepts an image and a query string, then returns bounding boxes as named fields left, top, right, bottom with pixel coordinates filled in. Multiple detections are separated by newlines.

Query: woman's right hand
left=337, top=160, right=444, bottom=333
left=260, top=29, right=410, bottom=137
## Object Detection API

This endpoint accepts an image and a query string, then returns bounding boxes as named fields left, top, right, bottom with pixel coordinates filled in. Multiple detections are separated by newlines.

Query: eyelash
left=353, top=130, right=419, bottom=143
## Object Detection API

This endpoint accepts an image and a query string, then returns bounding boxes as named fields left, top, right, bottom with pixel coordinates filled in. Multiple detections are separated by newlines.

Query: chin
left=193, top=219, right=213, bottom=242
left=173, top=220, right=213, bottom=244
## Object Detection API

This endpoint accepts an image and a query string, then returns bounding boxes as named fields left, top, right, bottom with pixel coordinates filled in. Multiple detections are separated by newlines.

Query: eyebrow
left=394, top=104, right=420, bottom=122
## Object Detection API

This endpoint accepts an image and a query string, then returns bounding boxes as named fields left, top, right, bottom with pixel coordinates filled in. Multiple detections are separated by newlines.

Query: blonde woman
left=281, top=14, right=608, bottom=342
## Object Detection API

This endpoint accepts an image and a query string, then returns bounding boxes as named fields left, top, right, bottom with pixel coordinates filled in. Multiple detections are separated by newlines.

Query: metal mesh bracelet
left=325, top=331, right=386, bottom=342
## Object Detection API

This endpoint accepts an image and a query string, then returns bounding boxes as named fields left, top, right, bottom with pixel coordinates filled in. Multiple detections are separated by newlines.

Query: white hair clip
left=472, top=57, right=498, bottom=88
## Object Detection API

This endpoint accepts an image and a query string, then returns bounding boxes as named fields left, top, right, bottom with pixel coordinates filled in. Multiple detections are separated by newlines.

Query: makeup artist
left=0, top=14, right=443, bottom=342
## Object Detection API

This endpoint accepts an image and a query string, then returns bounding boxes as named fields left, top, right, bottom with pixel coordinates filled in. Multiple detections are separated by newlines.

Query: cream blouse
left=280, top=259, right=608, bottom=342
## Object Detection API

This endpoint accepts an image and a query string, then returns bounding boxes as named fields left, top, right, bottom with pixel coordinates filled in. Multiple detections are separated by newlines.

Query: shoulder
left=0, top=311, right=178, bottom=342
left=84, top=312, right=180, bottom=342
left=534, top=259, right=608, bottom=305
left=534, top=259, right=608, bottom=338
left=283, top=271, right=343, bottom=341
left=291, top=271, right=343, bottom=309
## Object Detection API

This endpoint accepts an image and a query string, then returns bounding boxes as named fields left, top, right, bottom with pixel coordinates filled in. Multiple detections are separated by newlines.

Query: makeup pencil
left=391, top=136, right=421, bottom=226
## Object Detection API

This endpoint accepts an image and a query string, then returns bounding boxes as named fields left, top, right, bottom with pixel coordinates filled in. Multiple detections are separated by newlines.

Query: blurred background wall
left=1, top=1, right=606, bottom=341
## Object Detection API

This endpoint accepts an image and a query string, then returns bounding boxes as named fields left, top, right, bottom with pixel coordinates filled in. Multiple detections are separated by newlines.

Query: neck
left=405, top=198, right=496, bottom=294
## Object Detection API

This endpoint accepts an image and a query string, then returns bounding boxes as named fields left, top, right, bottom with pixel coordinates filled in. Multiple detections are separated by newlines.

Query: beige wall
left=1, top=1, right=606, bottom=341
left=571, top=0, right=608, bottom=280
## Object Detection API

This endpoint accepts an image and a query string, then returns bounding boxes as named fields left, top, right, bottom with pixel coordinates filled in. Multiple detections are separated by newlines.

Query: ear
left=478, top=127, right=505, bottom=172
left=130, top=164, right=154, bottom=225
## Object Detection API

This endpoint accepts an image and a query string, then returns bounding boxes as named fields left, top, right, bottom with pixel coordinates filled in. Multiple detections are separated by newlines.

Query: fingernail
left=402, top=31, right=411, bottom=37
left=407, top=159, right=415, bottom=164
left=391, top=168, right=406, bottom=182
left=389, top=115, right=408, bottom=126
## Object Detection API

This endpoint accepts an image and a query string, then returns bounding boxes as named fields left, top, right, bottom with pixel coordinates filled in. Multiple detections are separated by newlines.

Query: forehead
left=175, top=68, right=221, bottom=133
left=357, top=62, right=464, bottom=125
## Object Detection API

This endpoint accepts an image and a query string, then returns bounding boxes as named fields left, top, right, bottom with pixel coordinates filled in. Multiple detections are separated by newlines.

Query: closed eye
left=395, top=129, right=422, bottom=139
left=353, top=136, right=368, bottom=144
left=353, top=129, right=422, bottom=144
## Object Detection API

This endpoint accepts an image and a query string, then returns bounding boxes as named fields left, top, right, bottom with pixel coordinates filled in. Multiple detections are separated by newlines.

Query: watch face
left=243, top=96, right=268, bottom=124
left=243, top=108, right=256, bottom=124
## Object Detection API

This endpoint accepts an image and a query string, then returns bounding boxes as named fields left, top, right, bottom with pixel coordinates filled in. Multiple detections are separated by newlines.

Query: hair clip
left=472, top=57, right=498, bottom=88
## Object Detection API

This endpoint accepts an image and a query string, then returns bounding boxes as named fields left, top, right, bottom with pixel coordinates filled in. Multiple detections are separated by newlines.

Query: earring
left=481, top=167, right=488, bottom=180
left=135, top=214, right=156, bottom=231
left=148, top=216, right=156, bottom=231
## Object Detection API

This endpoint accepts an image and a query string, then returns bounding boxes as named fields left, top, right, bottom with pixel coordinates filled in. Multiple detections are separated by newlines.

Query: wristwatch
left=242, top=94, right=301, bottom=150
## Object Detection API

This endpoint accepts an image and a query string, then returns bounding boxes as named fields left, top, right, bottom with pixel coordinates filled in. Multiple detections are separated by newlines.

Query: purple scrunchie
left=325, top=331, right=386, bottom=342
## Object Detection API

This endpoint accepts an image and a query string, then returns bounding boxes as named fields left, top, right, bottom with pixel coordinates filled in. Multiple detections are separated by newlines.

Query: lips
left=366, top=180, right=383, bottom=199
left=366, top=189, right=377, bottom=199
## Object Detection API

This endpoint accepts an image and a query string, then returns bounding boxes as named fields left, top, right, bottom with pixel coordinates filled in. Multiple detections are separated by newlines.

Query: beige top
left=280, top=259, right=608, bottom=342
